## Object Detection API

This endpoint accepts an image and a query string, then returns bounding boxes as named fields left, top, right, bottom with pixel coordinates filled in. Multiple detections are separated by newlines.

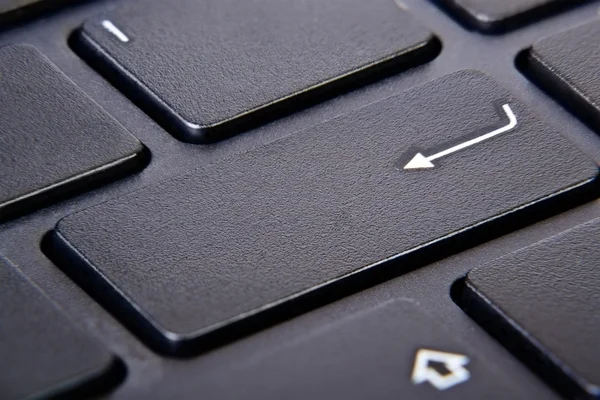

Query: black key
left=523, top=20, right=600, bottom=134
left=0, top=257, right=122, bottom=400
left=73, top=0, right=439, bottom=143
left=460, top=219, right=600, bottom=399
left=437, top=0, right=587, bottom=33
left=0, top=0, right=76, bottom=25
left=0, top=45, right=145, bottom=222
left=46, top=70, right=599, bottom=356
left=180, top=300, right=537, bottom=399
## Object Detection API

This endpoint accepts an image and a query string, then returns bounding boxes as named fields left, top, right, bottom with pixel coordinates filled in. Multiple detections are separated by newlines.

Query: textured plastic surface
left=525, top=20, right=600, bottom=134
left=1, top=0, right=600, bottom=398
left=0, top=257, right=119, bottom=400
left=76, top=0, right=438, bottom=142
left=464, top=218, right=600, bottom=399
left=437, top=0, right=588, bottom=32
left=50, top=70, right=598, bottom=355
left=0, top=45, right=145, bottom=222
left=168, top=299, right=531, bottom=399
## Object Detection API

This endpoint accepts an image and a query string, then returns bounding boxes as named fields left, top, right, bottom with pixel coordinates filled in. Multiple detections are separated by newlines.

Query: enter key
left=48, top=70, right=600, bottom=356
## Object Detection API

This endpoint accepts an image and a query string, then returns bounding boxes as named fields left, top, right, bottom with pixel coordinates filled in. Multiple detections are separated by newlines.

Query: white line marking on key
left=404, top=104, right=518, bottom=170
left=101, top=20, right=130, bottom=43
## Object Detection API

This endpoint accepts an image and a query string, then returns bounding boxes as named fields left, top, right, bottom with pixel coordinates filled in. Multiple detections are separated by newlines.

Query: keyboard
left=1, top=0, right=599, bottom=399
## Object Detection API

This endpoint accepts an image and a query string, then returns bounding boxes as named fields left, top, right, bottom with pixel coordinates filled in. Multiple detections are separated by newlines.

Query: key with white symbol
left=49, top=70, right=599, bottom=357
left=403, top=103, right=518, bottom=170
left=73, top=0, right=438, bottom=143
left=145, top=300, right=552, bottom=399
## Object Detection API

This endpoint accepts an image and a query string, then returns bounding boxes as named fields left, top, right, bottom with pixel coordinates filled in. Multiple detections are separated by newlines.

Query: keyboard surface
left=1, top=0, right=600, bottom=399
left=0, top=257, right=121, bottom=400
left=0, top=44, right=145, bottom=222
left=462, top=218, right=600, bottom=399
left=74, top=0, right=438, bottom=142
left=48, top=70, right=598, bottom=356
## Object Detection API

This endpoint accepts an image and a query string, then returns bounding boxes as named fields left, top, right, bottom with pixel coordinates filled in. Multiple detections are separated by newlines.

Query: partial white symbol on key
left=403, top=103, right=518, bottom=170
left=411, top=348, right=471, bottom=391
left=101, top=20, right=130, bottom=43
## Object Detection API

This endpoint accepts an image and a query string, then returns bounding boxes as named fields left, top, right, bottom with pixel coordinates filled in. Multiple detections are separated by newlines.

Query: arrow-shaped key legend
left=403, top=104, right=518, bottom=170
left=411, top=348, right=471, bottom=391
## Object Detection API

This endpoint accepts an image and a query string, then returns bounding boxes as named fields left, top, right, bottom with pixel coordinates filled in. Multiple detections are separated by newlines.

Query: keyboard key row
left=2, top=2, right=595, bottom=227
left=1, top=5, right=600, bottom=397
left=1, top=0, right=440, bottom=222
left=1, top=254, right=557, bottom=400
left=1, top=0, right=600, bottom=382
left=45, top=70, right=599, bottom=356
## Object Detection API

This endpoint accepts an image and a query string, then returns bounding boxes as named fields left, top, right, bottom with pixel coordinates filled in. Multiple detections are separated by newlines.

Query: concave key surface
left=0, top=257, right=121, bottom=400
left=0, top=45, right=145, bottom=222
left=437, top=0, right=588, bottom=33
left=47, top=70, right=599, bottom=356
left=74, top=0, right=439, bottom=143
left=167, top=300, right=541, bottom=399
left=461, top=218, right=600, bottom=399
left=523, top=20, right=600, bottom=135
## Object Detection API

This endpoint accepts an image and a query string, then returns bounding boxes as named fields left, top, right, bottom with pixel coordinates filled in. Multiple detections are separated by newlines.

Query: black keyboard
left=1, top=0, right=599, bottom=399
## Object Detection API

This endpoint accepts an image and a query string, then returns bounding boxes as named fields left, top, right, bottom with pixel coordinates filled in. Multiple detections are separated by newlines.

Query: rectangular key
left=74, top=0, right=439, bottom=143
left=523, top=20, right=600, bottom=134
left=438, top=0, right=587, bottom=32
left=0, top=45, right=145, bottom=222
left=47, top=70, right=599, bottom=356
left=176, top=300, right=541, bottom=399
left=0, top=258, right=121, bottom=400
left=461, top=218, right=600, bottom=399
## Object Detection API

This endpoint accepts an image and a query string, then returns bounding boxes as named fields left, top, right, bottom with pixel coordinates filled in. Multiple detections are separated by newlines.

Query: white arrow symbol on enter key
left=404, top=104, right=518, bottom=170
left=411, top=348, right=471, bottom=391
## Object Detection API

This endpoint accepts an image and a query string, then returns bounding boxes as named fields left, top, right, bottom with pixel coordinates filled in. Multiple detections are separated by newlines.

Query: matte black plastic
left=49, top=70, right=599, bottom=356
left=0, top=45, right=146, bottom=223
left=0, top=257, right=122, bottom=400
left=462, top=218, right=600, bottom=399
left=523, top=20, right=600, bottom=135
left=166, top=299, right=533, bottom=399
left=74, top=0, right=439, bottom=143
left=1, top=1, right=599, bottom=399
left=436, top=0, right=589, bottom=33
